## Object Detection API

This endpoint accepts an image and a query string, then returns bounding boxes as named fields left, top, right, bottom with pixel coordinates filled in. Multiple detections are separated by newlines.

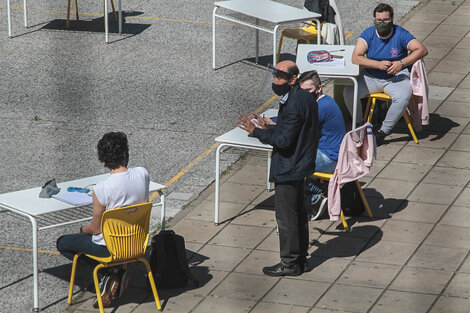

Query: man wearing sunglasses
left=238, top=60, right=319, bottom=276
left=343, top=3, right=427, bottom=145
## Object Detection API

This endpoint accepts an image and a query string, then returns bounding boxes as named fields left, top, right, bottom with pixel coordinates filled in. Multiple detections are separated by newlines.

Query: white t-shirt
left=92, top=167, right=150, bottom=246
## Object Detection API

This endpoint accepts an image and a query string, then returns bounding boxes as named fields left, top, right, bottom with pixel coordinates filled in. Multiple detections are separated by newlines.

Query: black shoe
left=263, top=262, right=302, bottom=277
left=375, top=130, right=387, bottom=147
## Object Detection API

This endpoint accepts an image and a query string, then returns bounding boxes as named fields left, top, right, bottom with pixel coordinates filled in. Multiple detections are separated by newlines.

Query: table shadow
left=41, top=11, right=150, bottom=36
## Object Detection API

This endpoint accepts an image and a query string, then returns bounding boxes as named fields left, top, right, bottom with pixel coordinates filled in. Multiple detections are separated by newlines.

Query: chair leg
left=93, top=264, right=106, bottom=313
left=276, top=34, right=284, bottom=65
left=403, top=110, right=419, bottom=144
left=365, top=97, right=376, bottom=123
left=67, top=253, right=82, bottom=304
left=355, top=180, right=373, bottom=218
left=110, top=0, right=117, bottom=21
left=139, top=257, right=162, bottom=311
left=363, top=96, right=372, bottom=123
left=66, top=0, right=71, bottom=28
left=340, top=210, right=349, bottom=231
left=74, top=0, right=79, bottom=21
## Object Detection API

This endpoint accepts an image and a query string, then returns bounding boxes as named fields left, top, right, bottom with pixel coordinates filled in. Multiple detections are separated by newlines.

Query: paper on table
left=52, top=191, right=93, bottom=206
left=311, top=59, right=345, bottom=67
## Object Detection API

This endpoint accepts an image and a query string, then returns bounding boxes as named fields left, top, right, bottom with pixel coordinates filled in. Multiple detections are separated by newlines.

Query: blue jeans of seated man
left=307, top=149, right=337, bottom=204
left=57, top=233, right=110, bottom=269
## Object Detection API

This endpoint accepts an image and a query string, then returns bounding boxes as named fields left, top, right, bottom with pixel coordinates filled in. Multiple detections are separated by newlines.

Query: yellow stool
left=276, top=23, right=321, bottom=64
left=364, top=92, right=419, bottom=144
left=312, top=172, right=373, bottom=232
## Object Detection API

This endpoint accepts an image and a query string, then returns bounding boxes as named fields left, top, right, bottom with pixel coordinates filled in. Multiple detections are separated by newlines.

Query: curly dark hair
left=97, top=132, right=129, bottom=170
left=374, top=3, right=394, bottom=20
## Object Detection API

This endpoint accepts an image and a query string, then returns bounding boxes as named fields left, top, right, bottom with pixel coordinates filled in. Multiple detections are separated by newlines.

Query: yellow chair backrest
left=101, top=202, right=152, bottom=262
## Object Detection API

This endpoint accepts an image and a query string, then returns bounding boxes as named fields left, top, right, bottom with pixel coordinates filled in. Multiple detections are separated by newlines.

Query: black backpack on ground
left=149, top=230, right=199, bottom=289
left=340, top=181, right=366, bottom=216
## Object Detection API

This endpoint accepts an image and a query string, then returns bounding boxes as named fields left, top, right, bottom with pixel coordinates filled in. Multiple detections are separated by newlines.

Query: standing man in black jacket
left=238, top=60, right=319, bottom=276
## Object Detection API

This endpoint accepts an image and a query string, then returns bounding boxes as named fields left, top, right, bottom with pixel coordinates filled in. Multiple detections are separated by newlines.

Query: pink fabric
left=408, top=60, right=429, bottom=131
left=327, top=123, right=377, bottom=221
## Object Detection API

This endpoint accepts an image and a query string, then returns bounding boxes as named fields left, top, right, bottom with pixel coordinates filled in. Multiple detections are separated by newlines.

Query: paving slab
left=391, top=201, right=447, bottom=223
left=427, top=71, right=467, bottom=88
left=424, top=224, right=470, bottom=249
left=437, top=150, right=470, bottom=169
left=207, top=224, right=272, bottom=249
left=252, top=302, right=310, bottom=313
left=408, top=182, right=463, bottom=205
left=380, top=220, right=434, bottom=244
left=262, top=279, right=330, bottom=307
left=423, top=166, right=470, bottom=186
left=429, top=296, right=470, bottom=313
left=315, top=285, right=382, bottom=313
left=356, top=239, right=418, bottom=265
left=408, top=244, right=468, bottom=271
left=370, top=290, right=437, bottom=313
left=337, top=261, right=401, bottom=288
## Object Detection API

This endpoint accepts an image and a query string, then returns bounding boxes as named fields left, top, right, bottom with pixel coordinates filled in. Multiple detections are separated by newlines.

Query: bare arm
left=351, top=38, right=392, bottom=71
left=402, top=38, right=428, bottom=67
left=386, top=38, right=428, bottom=75
left=79, top=194, right=105, bottom=235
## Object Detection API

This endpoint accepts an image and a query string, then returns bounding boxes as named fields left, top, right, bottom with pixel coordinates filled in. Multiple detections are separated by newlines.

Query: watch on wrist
left=400, top=59, right=405, bottom=69
left=80, top=226, right=84, bottom=234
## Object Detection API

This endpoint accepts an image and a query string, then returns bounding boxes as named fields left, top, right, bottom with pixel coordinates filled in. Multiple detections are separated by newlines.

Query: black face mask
left=272, top=82, right=292, bottom=96
left=310, top=90, right=319, bottom=99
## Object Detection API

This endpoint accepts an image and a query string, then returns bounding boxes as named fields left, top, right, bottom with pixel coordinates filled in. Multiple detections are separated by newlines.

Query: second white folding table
left=0, top=174, right=165, bottom=312
left=212, top=0, right=321, bottom=68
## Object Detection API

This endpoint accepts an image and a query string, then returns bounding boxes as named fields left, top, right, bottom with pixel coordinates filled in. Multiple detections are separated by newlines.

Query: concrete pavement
left=61, top=0, right=470, bottom=312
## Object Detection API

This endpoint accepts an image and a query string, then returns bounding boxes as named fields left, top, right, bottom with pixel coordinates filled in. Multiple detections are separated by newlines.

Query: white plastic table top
left=214, top=0, right=321, bottom=24
left=296, top=44, right=360, bottom=127
left=215, top=108, right=277, bottom=149
left=296, top=44, right=359, bottom=75
left=0, top=174, right=165, bottom=216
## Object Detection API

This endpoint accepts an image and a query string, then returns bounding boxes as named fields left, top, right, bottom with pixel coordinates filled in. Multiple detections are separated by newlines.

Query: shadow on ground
left=41, top=11, right=150, bottom=36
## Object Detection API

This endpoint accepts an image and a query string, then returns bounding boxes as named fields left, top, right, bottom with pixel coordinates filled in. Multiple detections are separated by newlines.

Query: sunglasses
left=272, top=68, right=293, bottom=80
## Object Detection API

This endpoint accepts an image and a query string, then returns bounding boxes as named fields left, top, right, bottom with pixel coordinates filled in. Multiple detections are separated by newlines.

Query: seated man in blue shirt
left=343, top=3, right=427, bottom=145
left=298, top=71, right=346, bottom=217
left=298, top=70, right=346, bottom=174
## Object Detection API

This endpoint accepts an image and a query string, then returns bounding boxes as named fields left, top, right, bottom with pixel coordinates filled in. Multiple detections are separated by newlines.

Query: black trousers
left=274, top=180, right=309, bottom=266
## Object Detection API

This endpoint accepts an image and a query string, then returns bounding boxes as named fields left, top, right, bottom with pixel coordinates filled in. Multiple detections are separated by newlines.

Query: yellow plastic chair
left=276, top=0, right=344, bottom=63
left=67, top=202, right=162, bottom=313
left=66, top=0, right=117, bottom=28
left=311, top=172, right=372, bottom=232
left=363, top=92, right=419, bottom=144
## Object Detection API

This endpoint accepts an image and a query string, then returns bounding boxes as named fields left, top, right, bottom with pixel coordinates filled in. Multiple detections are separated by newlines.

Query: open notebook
left=52, top=191, right=93, bottom=206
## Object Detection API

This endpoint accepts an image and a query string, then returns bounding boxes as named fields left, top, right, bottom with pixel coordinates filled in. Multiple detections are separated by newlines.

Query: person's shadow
left=305, top=225, right=383, bottom=271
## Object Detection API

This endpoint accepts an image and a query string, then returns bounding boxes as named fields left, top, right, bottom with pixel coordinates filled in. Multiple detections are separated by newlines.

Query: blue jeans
left=57, top=233, right=110, bottom=268
left=306, top=150, right=338, bottom=203
left=315, top=149, right=337, bottom=174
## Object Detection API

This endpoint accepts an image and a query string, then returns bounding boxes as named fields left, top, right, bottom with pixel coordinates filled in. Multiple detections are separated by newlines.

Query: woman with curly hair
left=57, top=132, right=150, bottom=308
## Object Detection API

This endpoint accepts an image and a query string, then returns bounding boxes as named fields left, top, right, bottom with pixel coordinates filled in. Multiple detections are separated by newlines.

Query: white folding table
left=214, top=108, right=278, bottom=225
left=0, top=174, right=165, bottom=312
left=5, top=0, right=122, bottom=42
left=296, top=44, right=360, bottom=128
left=212, top=0, right=321, bottom=68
